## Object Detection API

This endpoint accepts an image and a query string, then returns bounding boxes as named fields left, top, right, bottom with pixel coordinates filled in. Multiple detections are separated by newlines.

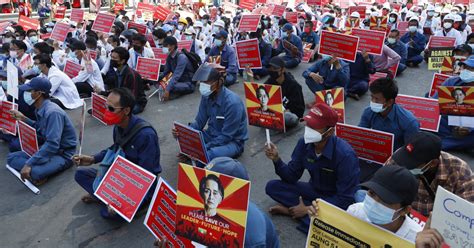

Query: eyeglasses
left=106, top=105, right=123, bottom=112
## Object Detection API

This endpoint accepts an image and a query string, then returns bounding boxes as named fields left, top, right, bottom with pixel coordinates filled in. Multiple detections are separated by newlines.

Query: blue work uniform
left=7, top=99, right=77, bottom=181
left=348, top=53, right=376, bottom=95
left=265, top=136, right=359, bottom=233
left=276, top=34, right=304, bottom=68
left=160, top=50, right=195, bottom=94
left=189, top=87, right=248, bottom=161
left=299, top=31, right=320, bottom=49
left=245, top=202, right=280, bottom=248
left=400, top=31, right=426, bottom=66
left=206, top=44, right=238, bottom=86
left=302, top=58, right=350, bottom=93
left=253, top=39, right=272, bottom=77
left=387, top=40, right=408, bottom=74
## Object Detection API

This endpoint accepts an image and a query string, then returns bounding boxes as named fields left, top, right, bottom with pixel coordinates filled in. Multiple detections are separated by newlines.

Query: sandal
left=81, top=194, right=100, bottom=204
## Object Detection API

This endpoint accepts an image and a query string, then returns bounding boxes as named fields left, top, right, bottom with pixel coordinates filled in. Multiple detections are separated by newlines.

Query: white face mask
left=9, top=51, right=17, bottom=58
left=370, top=101, right=386, bottom=113
left=387, top=38, right=397, bottom=44
left=389, top=17, right=396, bottom=23
left=408, top=26, right=418, bottom=33
left=443, top=22, right=452, bottom=29
left=304, top=126, right=323, bottom=144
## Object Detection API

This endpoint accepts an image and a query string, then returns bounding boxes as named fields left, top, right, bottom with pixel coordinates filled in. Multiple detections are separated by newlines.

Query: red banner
left=319, top=30, right=359, bottom=62
left=315, top=88, right=345, bottom=123
left=64, top=60, right=82, bottom=79
left=94, top=155, right=156, bottom=222
left=70, top=9, right=84, bottom=24
left=151, top=48, right=167, bottom=66
left=91, top=13, right=115, bottom=34
left=136, top=57, right=161, bottom=81
left=428, top=36, right=456, bottom=49
left=177, top=40, right=193, bottom=51
left=0, top=101, right=18, bottom=135
left=113, top=3, right=125, bottom=14
left=50, top=22, right=70, bottom=42
left=18, top=121, right=39, bottom=157
left=429, top=73, right=451, bottom=97
left=128, top=22, right=147, bottom=35
left=154, top=5, right=171, bottom=21
left=55, top=6, right=67, bottom=19
left=235, top=39, right=262, bottom=70
left=238, top=14, right=262, bottom=33
left=369, top=72, right=388, bottom=85
left=174, top=122, right=209, bottom=164
left=17, top=15, right=39, bottom=31
left=396, top=95, right=441, bottom=132
left=285, top=12, right=298, bottom=24
left=239, top=0, right=257, bottom=10
left=351, top=28, right=385, bottom=56
left=348, top=6, right=366, bottom=19
left=438, top=86, right=474, bottom=116
left=92, top=93, right=107, bottom=124
left=244, top=82, right=285, bottom=132
left=336, top=123, right=394, bottom=164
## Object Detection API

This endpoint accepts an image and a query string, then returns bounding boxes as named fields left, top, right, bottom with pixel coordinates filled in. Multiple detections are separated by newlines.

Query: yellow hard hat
left=179, top=17, right=188, bottom=25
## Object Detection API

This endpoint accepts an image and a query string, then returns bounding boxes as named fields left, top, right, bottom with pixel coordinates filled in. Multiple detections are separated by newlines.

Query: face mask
left=370, top=101, right=386, bottom=113
left=69, top=51, right=77, bottom=59
left=29, top=36, right=38, bottom=44
left=321, top=54, right=331, bottom=61
left=387, top=38, right=396, bottom=44
left=408, top=26, right=418, bottom=33
left=178, top=24, right=184, bottom=31
left=9, top=51, right=17, bottom=58
left=263, top=20, right=269, bottom=26
left=410, top=161, right=433, bottom=177
left=304, top=126, right=323, bottom=144
left=1, top=80, right=7, bottom=90
left=110, top=60, right=119, bottom=68
left=459, top=69, right=474, bottom=82
left=427, top=12, right=434, bottom=17
left=32, top=65, right=41, bottom=74
left=162, top=47, right=169, bottom=54
left=46, top=27, right=53, bottom=33
left=454, top=55, right=467, bottom=60
left=24, top=91, right=37, bottom=106
left=281, top=31, right=288, bottom=38
left=363, top=195, right=402, bottom=225
left=105, top=43, right=113, bottom=52
left=103, top=109, right=123, bottom=125
left=185, top=35, right=193, bottom=41
left=214, top=39, right=222, bottom=47
left=4, top=38, right=12, bottom=43
left=199, top=82, right=213, bottom=97
left=389, top=17, right=396, bottom=23
left=443, top=22, right=452, bottom=29
left=304, top=27, right=311, bottom=33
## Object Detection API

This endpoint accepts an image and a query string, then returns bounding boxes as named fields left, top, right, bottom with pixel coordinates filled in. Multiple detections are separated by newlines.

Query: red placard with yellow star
left=315, top=88, right=345, bottom=123
left=438, top=86, right=474, bottom=116
left=244, top=82, right=285, bottom=132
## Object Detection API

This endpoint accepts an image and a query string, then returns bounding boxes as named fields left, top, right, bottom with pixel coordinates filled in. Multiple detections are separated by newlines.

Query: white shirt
left=52, top=50, right=67, bottom=71
left=43, top=66, right=82, bottom=109
left=193, top=38, right=206, bottom=62
left=127, top=47, right=155, bottom=69
left=434, top=28, right=464, bottom=46
left=72, top=58, right=104, bottom=91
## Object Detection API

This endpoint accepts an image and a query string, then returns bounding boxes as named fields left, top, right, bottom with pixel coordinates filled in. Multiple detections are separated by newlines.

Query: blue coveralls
left=245, top=202, right=280, bottom=248
left=159, top=50, right=195, bottom=94
left=387, top=40, right=408, bottom=74
left=276, top=34, right=304, bottom=69
left=253, top=39, right=272, bottom=77
left=299, top=31, right=320, bottom=49
left=348, top=53, right=375, bottom=95
left=400, top=31, right=426, bottom=66
left=206, top=44, right=239, bottom=86
left=302, top=58, right=350, bottom=93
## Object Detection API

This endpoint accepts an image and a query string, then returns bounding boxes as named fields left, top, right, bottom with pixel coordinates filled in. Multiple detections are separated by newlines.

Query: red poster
left=40, top=33, right=51, bottom=40
left=146, top=34, right=156, bottom=48
left=429, top=73, right=451, bottom=97
left=345, top=18, right=360, bottom=30
left=64, top=60, right=82, bottom=79
left=91, top=13, right=115, bottom=34
left=302, top=43, right=315, bottom=63
left=351, top=28, right=385, bottom=55
left=50, top=22, right=70, bottom=42
left=388, top=61, right=399, bottom=78
left=144, top=178, right=193, bottom=247
left=137, top=2, right=155, bottom=13
left=239, top=0, right=257, bottom=10
left=318, top=30, right=359, bottom=62
left=244, top=82, right=285, bottom=132
left=315, top=88, right=345, bottom=123
left=306, top=0, right=322, bottom=6
left=428, top=36, right=456, bottom=49
left=398, top=21, right=409, bottom=37
left=113, top=3, right=125, bottom=14
left=94, top=155, right=156, bottom=222
left=408, top=210, right=427, bottom=229
left=174, top=122, right=209, bottom=164
left=92, top=93, right=107, bottom=124
left=18, top=121, right=39, bottom=157
left=177, top=40, right=193, bottom=51
left=348, top=6, right=366, bottom=19
left=88, top=50, right=98, bottom=61
left=17, top=15, right=39, bottom=31
left=136, top=57, right=161, bottom=81
left=336, top=123, right=394, bottom=164
left=285, top=12, right=298, bottom=24
left=55, top=6, right=67, bottom=19
left=271, top=5, right=286, bottom=16
left=235, top=39, right=262, bottom=69
left=176, top=163, right=250, bottom=247
left=70, top=9, right=84, bottom=24
left=369, top=72, right=388, bottom=85
left=396, top=95, right=441, bottom=132
left=128, top=22, right=147, bottom=35
left=438, top=86, right=474, bottom=116
left=238, top=14, right=262, bottom=33
left=0, top=100, right=18, bottom=135
left=151, top=48, right=167, bottom=66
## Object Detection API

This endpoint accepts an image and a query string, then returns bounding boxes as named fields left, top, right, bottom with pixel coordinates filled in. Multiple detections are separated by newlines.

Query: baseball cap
left=206, top=157, right=249, bottom=180
left=453, top=44, right=472, bottom=54
left=303, top=103, right=338, bottom=130
left=19, top=77, right=52, bottom=94
left=67, top=39, right=86, bottom=51
left=392, top=131, right=442, bottom=170
left=268, top=56, right=285, bottom=69
left=459, top=55, right=474, bottom=68
left=213, top=30, right=228, bottom=39
left=282, top=23, right=293, bottom=32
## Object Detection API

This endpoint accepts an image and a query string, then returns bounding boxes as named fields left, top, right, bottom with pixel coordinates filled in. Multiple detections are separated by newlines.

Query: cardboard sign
left=305, top=200, right=415, bottom=248
left=151, top=48, right=167, bottom=66
left=336, top=123, right=394, bottom=164
left=0, top=101, right=18, bottom=135
left=239, top=0, right=257, bottom=10
left=94, top=155, right=156, bottom=222
left=348, top=6, right=366, bottom=19
left=136, top=57, right=161, bottom=81
left=18, top=121, right=39, bottom=157
left=70, top=9, right=84, bottom=24
left=302, top=43, right=316, bottom=63
left=64, top=60, right=82, bottom=79
left=369, top=72, right=388, bottom=85
left=6, top=61, right=19, bottom=100
left=438, top=86, right=474, bottom=116
left=429, top=73, right=451, bottom=97
left=154, top=5, right=171, bottom=21
left=91, top=93, right=107, bottom=124
left=177, top=40, right=193, bottom=51
left=351, top=28, right=385, bottom=56
left=17, top=15, right=39, bottom=31
left=174, top=122, right=209, bottom=164
left=55, top=6, right=67, bottom=19
left=285, top=12, right=298, bottom=24
left=175, top=163, right=251, bottom=247
left=244, top=82, right=285, bottom=132
left=127, top=22, right=147, bottom=35
left=428, top=36, right=456, bottom=49
left=318, top=30, right=359, bottom=62
left=315, top=88, right=345, bottom=123
left=369, top=16, right=388, bottom=32
left=50, top=22, right=70, bottom=43
left=91, top=13, right=115, bottom=34
left=440, top=56, right=466, bottom=76
left=238, top=14, right=262, bottom=33
left=235, top=39, right=262, bottom=70
left=396, top=95, right=441, bottom=132
left=427, top=47, right=453, bottom=70
left=159, top=73, right=172, bottom=90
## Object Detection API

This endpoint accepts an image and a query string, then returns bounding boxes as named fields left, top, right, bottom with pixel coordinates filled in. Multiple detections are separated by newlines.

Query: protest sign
left=440, top=56, right=465, bottom=76
left=70, top=9, right=84, bottom=24
left=428, top=36, right=456, bottom=49
left=244, top=82, right=285, bottom=132
left=369, top=72, right=388, bottom=85
left=94, top=155, right=156, bottom=222
left=351, top=28, right=385, bottom=55
left=336, top=123, right=394, bottom=164
left=427, top=48, right=453, bottom=70
left=17, top=15, right=39, bottom=31
left=151, top=48, right=167, bottom=66
left=318, top=30, right=359, bottom=62
left=389, top=61, right=399, bottom=78
left=305, top=200, right=415, bottom=248
left=146, top=34, right=156, bottom=47
left=285, top=12, right=298, bottom=24
left=91, top=13, right=115, bottom=34
left=137, top=2, right=155, bottom=14
left=431, top=186, right=473, bottom=248
left=144, top=178, right=193, bottom=247
left=6, top=61, right=18, bottom=100
left=438, top=86, right=474, bottom=116
left=235, top=39, right=262, bottom=69
left=302, top=43, right=315, bottom=63
left=306, top=0, right=322, bottom=6
left=175, top=163, right=250, bottom=247
left=64, top=60, right=82, bottom=79
left=127, top=22, right=147, bottom=35
left=0, top=101, right=18, bottom=135
left=50, top=22, right=70, bottom=43
left=112, top=3, right=124, bottom=14
left=158, top=73, right=173, bottom=91
left=396, top=95, right=441, bottom=132
left=177, top=40, right=193, bottom=51
left=239, top=0, right=257, bottom=10
left=315, top=88, right=345, bottom=123
left=18, top=121, right=39, bottom=157
left=429, top=73, right=451, bottom=97
left=271, top=4, right=286, bottom=16
left=398, top=21, right=409, bottom=36
left=91, top=93, right=107, bottom=124
left=55, top=6, right=67, bottom=19
left=136, top=57, right=161, bottom=81
left=369, top=16, right=388, bottom=32
left=238, top=14, right=261, bottom=32
left=408, top=209, right=427, bottom=229
left=348, top=6, right=366, bottom=19
left=344, top=18, right=360, bottom=30
left=174, top=122, right=209, bottom=164
left=154, top=5, right=171, bottom=21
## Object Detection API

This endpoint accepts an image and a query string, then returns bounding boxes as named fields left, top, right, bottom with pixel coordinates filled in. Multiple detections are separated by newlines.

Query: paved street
left=0, top=61, right=472, bottom=248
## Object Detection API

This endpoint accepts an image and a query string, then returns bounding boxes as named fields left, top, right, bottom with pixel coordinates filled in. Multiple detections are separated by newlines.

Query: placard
left=315, top=88, right=345, bottom=123
left=64, top=60, right=82, bottom=79
left=428, top=36, right=456, bottom=49
left=174, top=122, right=209, bottom=165
left=0, top=100, right=18, bottom=135
left=351, top=28, right=385, bottom=56
left=396, top=94, right=441, bottom=132
left=91, top=93, right=107, bottom=124
left=335, top=123, right=394, bottom=164
left=306, top=0, right=322, bottom=6
left=151, top=48, right=167, bottom=66
left=427, top=47, right=453, bottom=70
left=438, top=86, right=474, bottom=116
left=369, top=16, right=388, bottom=32
left=136, top=57, right=161, bottom=81
left=127, top=22, right=147, bottom=35
left=318, top=30, right=359, bottom=62
left=55, top=6, right=67, bottom=19
left=175, top=163, right=250, bottom=247
left=94, top=155, right=156, bottom=222
left=239, top=0, right=257, bottom=10
left=369, top=72, right=388, bottom=85
left=70, top=9, right=84, bottom=24
left=388, top=61, right=399, bottom=78
left=137, top=2, right=155, bottom=14
left=177, top=40, right=193, bottom=52
left=271, top=4, right=286, bottom=16
left=429, top=73, right=451, bottom=97
left=285, top=12, right=298, bottom=24
left=302, top=43, right=315, bottom=63
left=6, top=61, right=19, bottom=99
left=398, top=21, right=409, bottom=37
left=17, top=15, right=39, bottom=31
left=50, top=22, right=70, bottom=43
left=91, top=13, right=115, bottom=34
left=235, top=39, right=262, bottom=70
left=344, top=18, right=360, bottom=30
left=238, top=14, right=262, bottom=32
left=348, top=6, right=366, bottom=19
left=244, top=82, right=285, bottom=132
left=154, top=5, right=171, bottom=21
left=440, top=56, right=465, bottom=76
left=18, top=121, right=39, bottom=157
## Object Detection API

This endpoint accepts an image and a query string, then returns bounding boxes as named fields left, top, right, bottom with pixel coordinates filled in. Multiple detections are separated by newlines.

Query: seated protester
left=7, top=77, right=77, bottom=186
left=452, top=44, right=472, bottom=61
left=172, top=64, right=248, bottom=162
left=433, top=14, right=463, bottom=46
left=10, top=40, right=35, bottom=77
left=26, top=29, right=40, bottom=48
left=158, top=36, right=196, bottom=101
left=264, top=104, right=359, bottom=233
left=73, top=88, right=161, bottom=219
left=388, top=12, right=400, bottom=30
left=308, top=165, right=422, bottom=242
left=275, top=23, right=303, bottom=69
left=387, top=29, right=408, bottom=74
left=85, top=36, right=105, bottom=70
left=319, top=14, right=338, bottom=31
left=302, top=55, right=350, bottom=94
left=184, top=27, right=205, bottom=62
left=400, top=18, right=426, bottom=67
left=347, top=51, right=376, bottom=100
left=33, top=54, right=82, bottom=109
left=206, top=30, right=239, bottom=86
left=299, top=21, right=319, bottom=50
left=373, top=44, right=401, bottom=78
left=151, top=28, right=166, bottom=48
left=68, top=40, right=105, bottom=97
left=33, top=42, right=54, bottom=57
left=264, top=56, right=305, bottom=129
left=100, top=35, right=121, bottom=75
left=453, top=14, right=469, bottom=42
left=127, top=33, right=155, bottom=70
left=385, top=132, right=474, bottom=217
left=247, top=30, right=272, bottom=80
left=466, top=32, right=474, bottom=49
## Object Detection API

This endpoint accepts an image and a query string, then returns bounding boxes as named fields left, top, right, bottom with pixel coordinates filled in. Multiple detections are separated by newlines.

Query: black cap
left=67, top=39, right=86, bottom=51
left=163, top=36, right=177, bottom=47
left=392, top=131, right=442, bottom=170
left=192, top=64, right=221, bottom=82
left=453, top=44, right=472, bottom=54
left=361, top=165, right=418, bottom=205
left=268, top=56, right=285, bottom=69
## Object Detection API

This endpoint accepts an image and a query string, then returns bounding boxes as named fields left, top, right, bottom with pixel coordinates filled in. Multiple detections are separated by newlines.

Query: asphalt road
left=0, top=60, right=472, bottom=248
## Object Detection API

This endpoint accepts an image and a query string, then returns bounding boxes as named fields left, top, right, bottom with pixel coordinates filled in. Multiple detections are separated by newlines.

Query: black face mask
left=133, top=45, right=143, bottom=52
left=110, top=60, right=119, bottom=68
left=268, top=70, right=280, bottom=80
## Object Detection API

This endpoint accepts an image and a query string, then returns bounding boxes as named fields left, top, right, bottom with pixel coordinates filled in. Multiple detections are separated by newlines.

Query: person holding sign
left=275, top=23, right=303, bottom=69
left=206, top=30, right=239, bottom=86
left=7, top=77, right=77, bottom=186
left=433, top=14, right=463, bottom=46
left=386, top=29, right=408, bottom=74
left=302, top=54, right=350, bottom=94
left=347, top=51, right=376, bottom=100
left=264, top=104, right=359, bottom=233
left=400, top=17, right=427, bottom=68
left=247, top=30, right=272, bottom=80
left=127, top=34, right=155, bottom=70
left=373, top=44, right=401, bottom=78
left=73, top=88, right=161, bottom=219
left=299, top=21, right=319, bottom=50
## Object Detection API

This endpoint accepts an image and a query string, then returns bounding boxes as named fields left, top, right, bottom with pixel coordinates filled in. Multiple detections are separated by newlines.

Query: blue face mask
left=370, top=101, right=386, bottom=113
left=69, top=51, right=77, bottom=60
left=199, top=82, right=213, bottom=97
left=23, top=91, right=37, bottom=106
left=321, top=54, right=331, bottom=61
left=459, top=69, right=474, bottom=83
left=214, top=39, right=223, bottom=47
left=162, top=47, right=169, bottom=54
left=281, top=31, right=288, bottom=38
left=32, top=65, right=41, bottom=75
left=363, top=195, right=402, bottom=225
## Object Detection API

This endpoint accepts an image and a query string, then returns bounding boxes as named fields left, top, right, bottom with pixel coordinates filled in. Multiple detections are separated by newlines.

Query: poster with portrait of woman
left=438, top=86, right=474, bottom=116
left=244, top=82, right=285, bottom=132
left=315, top=88, right=345, bottom=123
left=175, top=163, right=251, bottom=247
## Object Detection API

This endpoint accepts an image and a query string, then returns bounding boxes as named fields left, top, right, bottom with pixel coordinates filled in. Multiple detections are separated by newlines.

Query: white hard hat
left=409, top=16, right=419, bottom=23
left=426, top=5, right=435, bottom=12
left=194, top=20, right=203, bottom=28
left=453, top=14, right=462, bottom=22
left=382, top=2, right=391, bottom=10
left=214, top=19, right=225, bottom=28
left=350, top=11, right=360, bottom=18
left=444, top=14, right=455, bottom=21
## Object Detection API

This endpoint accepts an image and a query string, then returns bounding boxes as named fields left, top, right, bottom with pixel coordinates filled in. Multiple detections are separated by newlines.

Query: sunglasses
left=106, top=105, right=123, bottom=112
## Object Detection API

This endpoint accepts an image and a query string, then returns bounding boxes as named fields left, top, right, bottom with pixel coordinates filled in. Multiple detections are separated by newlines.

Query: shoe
left=32, top=178, right=48, bottom=186
left=348, top=93, right=360, bottom=101
left=87, top=109, right=92, bottom=115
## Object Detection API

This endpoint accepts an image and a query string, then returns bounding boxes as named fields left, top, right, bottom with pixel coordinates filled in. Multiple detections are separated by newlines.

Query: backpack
left=181, top=48, right=202, bottom=71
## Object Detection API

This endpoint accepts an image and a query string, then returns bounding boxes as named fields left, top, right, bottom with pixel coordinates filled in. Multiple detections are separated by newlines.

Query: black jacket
left=264, top=72, right=305, bottom=118
left=104, top=65, right=147, bottom=108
